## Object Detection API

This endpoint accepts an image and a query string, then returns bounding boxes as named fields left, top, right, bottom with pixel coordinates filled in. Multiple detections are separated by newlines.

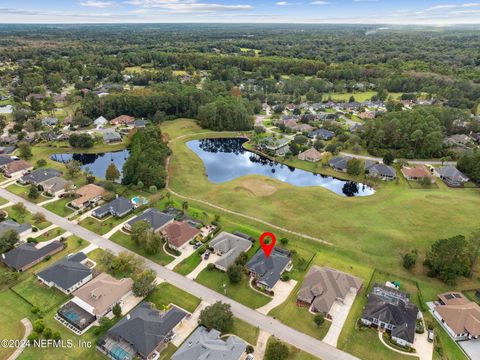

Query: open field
left=163, top=119, right=480, bottom=286
left=44, top=197, right=75, bottom=217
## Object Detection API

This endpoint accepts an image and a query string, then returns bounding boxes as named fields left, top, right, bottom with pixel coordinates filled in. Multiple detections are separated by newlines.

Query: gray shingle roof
left=172, top=326, right=247, bottom=360
left=0, top=220, right=31, bottom=238
left=329, top=156, right=350, bottom=171
left=20, top=168, right=62, bottom=185
left=92, top=196, right=133, bottom=218
left=103, top=132, right=122, bottom=142
left=308, top=128, right=335, bottom=140
left=106, top=302, right=187, bottom=359
left=0, top=156, right=15, bottom=167
left=126, top=208, right=174, bottom=232
left=1, top=241, right=64, bottom=271
left=210, top=232, right=252, bottom=270
left=368, top=163, right=396, bottom=178
left=437, top=166, right=469, bottom=183
left=361, top=285, right=418, bottom=344
left=246, top=247, right=291, bottom=289
left=37, top=252, right=91, bottom=291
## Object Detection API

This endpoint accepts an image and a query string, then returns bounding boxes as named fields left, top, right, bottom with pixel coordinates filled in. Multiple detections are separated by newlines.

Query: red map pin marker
left=259, top=232, right=276, bottom=257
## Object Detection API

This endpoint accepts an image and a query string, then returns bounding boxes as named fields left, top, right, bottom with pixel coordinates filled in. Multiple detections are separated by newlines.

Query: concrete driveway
left=171, top=301, right=208, bottom=347
left=186, top=253, right=219, bottom=280
left=323, top=292, right=356, bottom=347
left=253, top=330, right=271, bottom=359
left=257, top=279, right=297, bottom=315
left=166, top=244, right=196, bottom=270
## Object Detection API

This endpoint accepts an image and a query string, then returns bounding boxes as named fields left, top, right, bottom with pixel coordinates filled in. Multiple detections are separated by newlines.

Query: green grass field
left=146, top=282, right=201, bottom=313
left=34, top=227, right=65, bottom=242
left=4, top=204, right=51, bottom=230
left=195, top=267, right=271, bottom=309
left=266, top=337, right=322, bottom=360
left=229, top=317, right=260, bottom=345
left=6, top=183, right=49, bottom=204
left=173, top=247, right=204, bottom=275
left=12, top=275, right=68, bottom=310
left=79, top=213, right=135, bottom=235
left=109, top=230, right=175, bottom=265
left=44, top=197, right=74, bottom=217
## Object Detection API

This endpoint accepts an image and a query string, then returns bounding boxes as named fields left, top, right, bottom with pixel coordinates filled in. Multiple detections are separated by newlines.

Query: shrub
left=207, top=263, right=216, bottom=271
left=27, top=333, right=39, bottom=342
left=36, top=159, right=47, bottom=167
left=33, top=319, right=45, bottom=333
left=43, top=327, right=52, bottom=339
left=246, top=345, right=254, bottom=353
left=314, top=313, right=325, bottom=327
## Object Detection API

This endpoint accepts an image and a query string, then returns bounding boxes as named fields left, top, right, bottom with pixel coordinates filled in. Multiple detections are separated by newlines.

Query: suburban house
left=161, top=221, right=200, bottom=251
left=298, top=147, right=324, bottom=162
left=0, top=219, right=32, bottom=239
left=366, top=163, right=396, bottom=181
left=432, top=292, right=480, bottom=341
left=246, top=247, right=292, bottom=291
left=41, top=117, right=59, bottom=127
left=297, top=266, right=363, bottom=317
left=171, top=326, right=247, bottom=360
left=94, top=116, right=108, bottom=128
left=92, top=196, right=134, bottom=219
left=308, top=128, right=335, bottom=140
left=1, top=240, right=64, bottom=272
left=3, top=160, right=33, bottom=178
left=329, top=156, right=350, bottom=172
left=436, top=166, right=469, bottom=187
left=361, top=284, right=419, bottom=348
left=110, top=115, right=135, bottom=126
left=97, top=302, right=188, bottom=360
left=56, top=273, right=133, bottom=334
left=103, top=131, right=122, bottom=144
left=209, top=231, right=252, bottom=271
left=443, top=134, right=471, bottom=147
left=401, top=165, right=435, bottom=183
left=262, top=137, right=291, bottom=152
left=134, top=119, right=147, bottom=128
left=19, top=168, right=62, bottom=186
left=0, top=156, right=15, bottom=168
left=71, top=184, right=105, bottom=209
left=41, top=176, right=75, bottom=197
left=37, top=252, right=93, bottom=294
left=124, top=208, right=174, bottom=233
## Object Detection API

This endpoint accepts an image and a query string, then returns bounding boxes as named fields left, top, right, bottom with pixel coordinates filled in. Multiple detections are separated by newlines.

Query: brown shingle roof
left=3, top=160, right=32, bottom=176
left=73, top=273, right=133, bottom=315
left=298, top=148, right=323, bottom=162
left=435, top=292, right=480, bottom=337
left=110, top=115, right=135, bottom=125
left=162, top=221, right=200, bottom=248
left=401, top=166, right=432, bottom=179
left=72, top=184, right=104, bottom=207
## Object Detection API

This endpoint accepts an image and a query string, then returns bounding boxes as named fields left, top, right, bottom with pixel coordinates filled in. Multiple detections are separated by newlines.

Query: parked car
left=193, top=242, right=202, bottom=249
left=427, top=329, right=434, bottom=343
left=204, top=250, right=210, bottom=260
left=245, top=354, right=254, bottom=360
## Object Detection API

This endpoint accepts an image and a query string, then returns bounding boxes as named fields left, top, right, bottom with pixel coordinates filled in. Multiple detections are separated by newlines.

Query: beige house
left=298, top=148, right=324, bottom=162
left=41, top=176, right=75, bottom=197
left=71, top=184, right=105, bottom=209
left=433, top=292, right=480, bottom=341
left=3, top=160, right=33, bottom=178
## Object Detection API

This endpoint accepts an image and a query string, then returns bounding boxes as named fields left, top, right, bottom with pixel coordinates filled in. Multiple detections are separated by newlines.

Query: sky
left=1, top=0, right=480, bottom=24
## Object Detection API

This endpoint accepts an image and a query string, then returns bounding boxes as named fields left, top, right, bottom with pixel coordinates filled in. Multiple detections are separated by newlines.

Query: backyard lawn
left=11, top=275, right=68, bottom=310
left=0, top=291, right=32, bottom=360
left=4, top=204, right=51, bottom=229
left=195, top=267, right=271, bottom=309
left=146, top=282, right=201, bottom=313
left=44, top=197, right=74, bottom=217
left=109, top=230, right=174, bottom=265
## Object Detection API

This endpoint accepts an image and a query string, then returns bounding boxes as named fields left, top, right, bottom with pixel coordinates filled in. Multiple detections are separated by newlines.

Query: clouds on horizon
left=0, top=1, right=480, bottom=24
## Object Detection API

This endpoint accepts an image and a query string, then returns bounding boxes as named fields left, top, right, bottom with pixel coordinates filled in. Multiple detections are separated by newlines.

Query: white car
left=245, top=355, right=254, bottom=360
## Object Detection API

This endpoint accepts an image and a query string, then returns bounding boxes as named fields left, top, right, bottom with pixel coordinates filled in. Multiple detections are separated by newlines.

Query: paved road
left=0, top=188, right=358, bottom=360
left=340, top=152, right=456, bottom=166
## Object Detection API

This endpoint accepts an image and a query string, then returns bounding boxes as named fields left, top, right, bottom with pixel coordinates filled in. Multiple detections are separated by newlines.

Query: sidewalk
left=7, top=318, right=32, bottom=360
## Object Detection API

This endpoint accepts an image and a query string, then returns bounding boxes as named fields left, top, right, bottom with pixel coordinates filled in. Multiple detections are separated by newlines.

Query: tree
left=0, top=229, right=19, bottom=253
left=424, top=235, right=471, bottom=285
left=198, top=97, right=253, bottom=131
left=457, top=150, right=480, bottom=184
left=43, top=327, right=52, bottom=339
left=131, top=220, right=151, bottom=246
left=265, top=339, right=289, bottom=360
left=314, top=313, right=325, bottom=327
left=33, top=319, right=45, bottom=333
left=36, top=159, right=47, bottom=167
left=227, top=263, right=243, bottom=284
left=346, top=158, right=364, bottom=176
left=28, top=184, right=39, bottom=199
left=69, top=133, right=94, bottom=148
left=32, top=212, right=46, bottom=224
left=383, top=152, right=395, bottom=166
left=18, top=141, right=32, bottom=159
left=403, top=250, right=417, bottom=270
left=199, top=301, right=234, bottom=333
left=0, top=271, right=19, bottom=286
left=182, top=201, right=189, bottom=213
left=105, top=163, right=121, bottom=182
left=112, top=303, right=122, bottom=317
left=132, top=270, right=156, bottom=297
left=65, top=160, right=82, bottom=178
